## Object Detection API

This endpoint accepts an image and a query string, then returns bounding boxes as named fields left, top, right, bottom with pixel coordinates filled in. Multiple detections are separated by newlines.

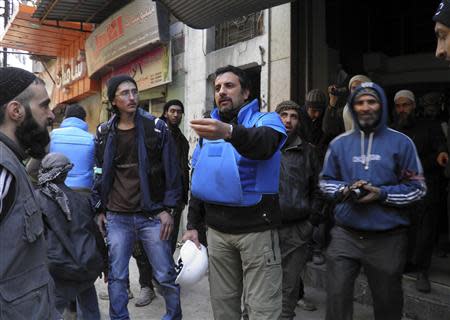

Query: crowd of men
left=1, top=1, right=450, bottom=320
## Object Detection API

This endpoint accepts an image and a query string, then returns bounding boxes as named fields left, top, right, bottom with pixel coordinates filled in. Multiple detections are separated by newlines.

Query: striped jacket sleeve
left=319, top=146, right=347, bottom=200
left=380, top=139, right=427, bottom=206
left=0, top=166, right=13, bottom=216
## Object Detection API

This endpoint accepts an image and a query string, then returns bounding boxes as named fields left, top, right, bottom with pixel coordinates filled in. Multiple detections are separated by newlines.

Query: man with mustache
left=0, top=67, right=57, bottom=319
left=184, top=65, right=287, bottom=320
left=276, top=100, right=323, bottom=318
left=320, top=83, right=426, bottom=320
left=94, top=75, right=182, bottom=320
left=392, top=90, right=447, bottom=292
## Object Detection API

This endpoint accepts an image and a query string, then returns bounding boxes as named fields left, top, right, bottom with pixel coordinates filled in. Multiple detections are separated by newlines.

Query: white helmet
left=175, top=240, right=208, bottom=287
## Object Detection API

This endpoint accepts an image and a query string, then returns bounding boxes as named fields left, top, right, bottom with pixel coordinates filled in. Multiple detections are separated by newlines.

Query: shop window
left=215, top=11, right=264, bottom=50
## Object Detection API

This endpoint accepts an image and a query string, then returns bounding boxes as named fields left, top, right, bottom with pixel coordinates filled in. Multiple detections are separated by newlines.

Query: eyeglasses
left=116, top=89, right=138, bottom=98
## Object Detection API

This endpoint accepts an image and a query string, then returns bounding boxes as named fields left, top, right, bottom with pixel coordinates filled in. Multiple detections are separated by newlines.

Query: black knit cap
left=107, top=74, right=137, bottom=103
left=433, top=0, right=450, bottom=28
left=65, top=104, right=86, bottom=120
left=305, top=89, right=327, bottom=110
left=0, top=67, right=36, bottom=106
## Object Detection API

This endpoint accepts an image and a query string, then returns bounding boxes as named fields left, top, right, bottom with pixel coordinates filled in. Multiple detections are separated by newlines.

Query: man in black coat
left=276, top=100, right=323, bottom=319
left=392, top=89, right=447, bottom=292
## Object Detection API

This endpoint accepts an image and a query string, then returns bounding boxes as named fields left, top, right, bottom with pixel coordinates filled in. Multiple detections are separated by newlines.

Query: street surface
left=95, top=259, right=379, bottom=320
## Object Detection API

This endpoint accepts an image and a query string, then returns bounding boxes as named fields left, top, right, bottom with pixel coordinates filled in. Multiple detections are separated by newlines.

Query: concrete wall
left=269, top=3, right=291, bottom=111
left=78, top=93, right=102, bottom=134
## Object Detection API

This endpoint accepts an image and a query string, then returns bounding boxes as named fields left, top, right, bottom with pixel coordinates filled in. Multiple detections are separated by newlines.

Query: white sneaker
left=135, top=287, right=156, bottom=307
left=99, top=288, right=134, bottom=300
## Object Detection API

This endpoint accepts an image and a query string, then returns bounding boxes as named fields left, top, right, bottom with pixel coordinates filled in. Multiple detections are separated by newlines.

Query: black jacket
left=164, top=122, right=190, bottom=205
left=279, top=134, right=323, bottom=225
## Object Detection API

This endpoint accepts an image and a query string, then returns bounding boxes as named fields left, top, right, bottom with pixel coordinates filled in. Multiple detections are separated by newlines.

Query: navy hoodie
left=320, top=82, right=426, bottom=231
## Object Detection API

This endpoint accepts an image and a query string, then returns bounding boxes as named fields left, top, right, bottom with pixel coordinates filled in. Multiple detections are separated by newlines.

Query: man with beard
left=276, top=100, right=323, bottom=318
left=392, top=89, right=447, bottom=292
left=0, top=67, right=57, bottom=319
left=320, top=82, right=426, bottom=320
left=183, top=65, right=287, bottom=320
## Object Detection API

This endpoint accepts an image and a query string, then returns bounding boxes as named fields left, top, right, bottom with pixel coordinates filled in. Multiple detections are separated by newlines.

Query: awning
left=32, top=0, right=133, bottom=24
left=0, top=4, right=93, bottom=57
left=156, top=0, right=292, bottom=29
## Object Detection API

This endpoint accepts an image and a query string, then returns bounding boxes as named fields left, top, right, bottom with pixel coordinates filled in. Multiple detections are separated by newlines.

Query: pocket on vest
left=23, top=197, right=44, bottom=243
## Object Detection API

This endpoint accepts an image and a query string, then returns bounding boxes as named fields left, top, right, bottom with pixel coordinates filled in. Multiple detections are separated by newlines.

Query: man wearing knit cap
left=305, top=89, right=327, bottom=147
left=320, top=82, right=426, bottom=320
left=94, top=74, right=182, bottom=319
left=392, top=89, right=448, bottom=293
left=275, top=100, right=323, bottom=318
left=434, top=0, right=450, bottom=61
left=0, top=67, right=57, bottom=319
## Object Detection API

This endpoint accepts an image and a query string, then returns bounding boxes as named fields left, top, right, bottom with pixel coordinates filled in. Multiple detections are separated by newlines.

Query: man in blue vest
left=183, top=65, right=287, bottom=320
left=50, top=104, right=94, bottom=191
left=0, top=67, right=57, bottom=319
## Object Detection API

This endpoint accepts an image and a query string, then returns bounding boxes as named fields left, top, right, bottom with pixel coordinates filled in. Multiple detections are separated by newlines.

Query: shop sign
left=85, top=0, right=169, bottom=78
left=56, top=50, right=87, bottom=88
left=101, top=45, right=172, bottom=100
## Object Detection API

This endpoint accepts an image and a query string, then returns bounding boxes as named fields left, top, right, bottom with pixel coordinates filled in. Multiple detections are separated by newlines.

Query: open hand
left=190, top=119, right=232, bottom=140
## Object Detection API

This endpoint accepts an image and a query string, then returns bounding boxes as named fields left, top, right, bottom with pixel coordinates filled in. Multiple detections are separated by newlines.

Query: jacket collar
left=60, top=117, right=89, bottom=131
left=283, top=134, right=303, bottom=151
left=0, top=131, right=27, bottom=162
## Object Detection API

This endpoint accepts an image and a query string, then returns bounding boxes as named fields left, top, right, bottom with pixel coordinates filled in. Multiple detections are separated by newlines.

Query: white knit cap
left=348, top=75, right=371, bottom=90
left=394, top=90, right=415, bottom=103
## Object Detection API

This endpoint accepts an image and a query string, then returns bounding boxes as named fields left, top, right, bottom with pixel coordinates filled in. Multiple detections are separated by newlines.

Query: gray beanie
left=353, top=88, right=380, bottom=103
left=275, top=100, right=301, bottom=114
left=305, top=89, right=327, bottom=110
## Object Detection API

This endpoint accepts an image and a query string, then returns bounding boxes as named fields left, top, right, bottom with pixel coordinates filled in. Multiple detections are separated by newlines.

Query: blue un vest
left=191, top=99, right=286, bottom=206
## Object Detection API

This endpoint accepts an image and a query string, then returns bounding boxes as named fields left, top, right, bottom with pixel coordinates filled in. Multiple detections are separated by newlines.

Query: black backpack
left=38, top=190, right=106, bottom=283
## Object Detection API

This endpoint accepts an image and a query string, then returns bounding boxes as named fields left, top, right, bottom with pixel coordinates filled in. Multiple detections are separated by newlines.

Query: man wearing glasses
left=94, top=75, right=182, bottom=320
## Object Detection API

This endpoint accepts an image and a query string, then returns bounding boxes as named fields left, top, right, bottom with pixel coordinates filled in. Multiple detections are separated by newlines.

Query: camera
left=330, top=86, right=347, bottom=97
left=350, top=187, right=369, bottom=200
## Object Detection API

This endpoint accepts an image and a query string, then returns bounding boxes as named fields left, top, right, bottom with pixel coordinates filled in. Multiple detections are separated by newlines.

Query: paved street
left=95, top=258, right=378, bottom=320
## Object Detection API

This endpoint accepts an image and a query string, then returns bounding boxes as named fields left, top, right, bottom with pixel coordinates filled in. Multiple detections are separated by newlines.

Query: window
left=215, top=11, right=264, bottom=50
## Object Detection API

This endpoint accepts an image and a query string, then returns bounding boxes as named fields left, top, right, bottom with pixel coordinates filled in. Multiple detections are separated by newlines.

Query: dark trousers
left=413, top=203, right=439, bottom=272
left=279, top=221, right=312, bottom=320
left=325, top=226, right=407, bottom=320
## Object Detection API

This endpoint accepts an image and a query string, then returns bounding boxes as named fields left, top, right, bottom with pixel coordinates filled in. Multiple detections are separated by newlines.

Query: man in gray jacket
left=0, top=67, right=57, bottom=319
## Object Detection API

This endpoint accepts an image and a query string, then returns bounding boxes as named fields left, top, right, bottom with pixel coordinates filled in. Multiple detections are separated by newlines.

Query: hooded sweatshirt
left=320, top=82, right=426, bottom=231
